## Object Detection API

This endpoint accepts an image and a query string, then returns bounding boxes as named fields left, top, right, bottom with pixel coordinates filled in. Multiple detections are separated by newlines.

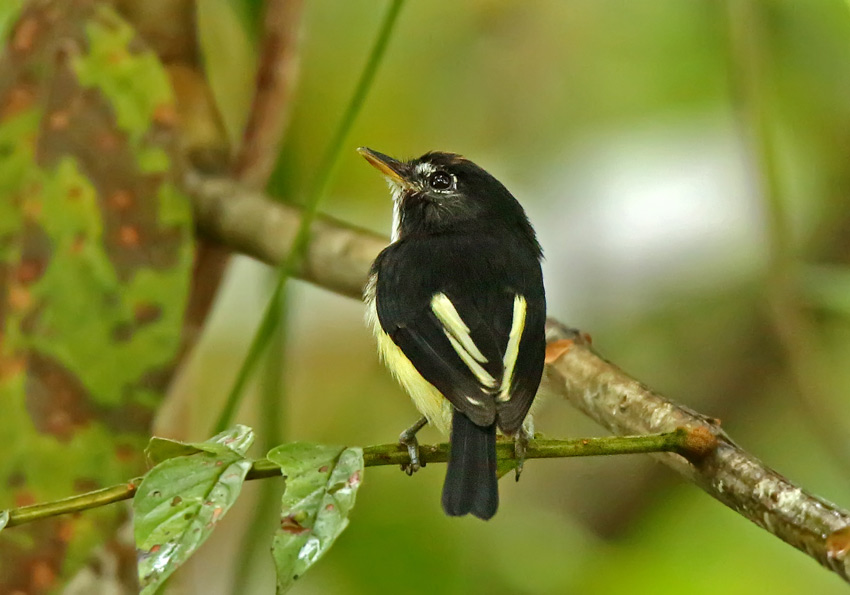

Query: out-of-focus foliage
left=2, top=0, right=850, bottom=593
left=180, top=1, right=850, bottom=594
left=0, top=0, right=193, bottom=591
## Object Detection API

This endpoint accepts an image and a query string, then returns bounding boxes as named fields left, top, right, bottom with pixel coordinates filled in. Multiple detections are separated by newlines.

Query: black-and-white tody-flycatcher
left=359, top=148, right=546, bottom=520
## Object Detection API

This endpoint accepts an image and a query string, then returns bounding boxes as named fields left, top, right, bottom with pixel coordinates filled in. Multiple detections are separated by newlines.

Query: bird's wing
left=373, top=237, right=546, bottom=431
left=378, top=289, right=507, bottom=427
left=493, top=289, right=546, bottom=434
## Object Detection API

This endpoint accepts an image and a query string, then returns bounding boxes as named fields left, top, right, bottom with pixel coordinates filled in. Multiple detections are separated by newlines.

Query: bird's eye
left=428, top=171, right=453, bottom=191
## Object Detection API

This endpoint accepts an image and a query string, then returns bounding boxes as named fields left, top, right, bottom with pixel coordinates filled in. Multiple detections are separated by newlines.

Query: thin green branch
left=1, top=430, right=703, bottom=530
left=3, top=478, right=143, bottom=529
left=361, top=428, right=702, bottom=467
left=212, top=0, right=407, bottom=434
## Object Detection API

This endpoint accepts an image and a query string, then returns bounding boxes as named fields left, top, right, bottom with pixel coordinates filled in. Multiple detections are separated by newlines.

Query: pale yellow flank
left=365, top=277, right=452, bottom=434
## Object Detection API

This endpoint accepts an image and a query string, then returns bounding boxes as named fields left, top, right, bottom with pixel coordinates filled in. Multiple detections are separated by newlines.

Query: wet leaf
left=145, top=424, right=255, bottom=464
left=0, top=510, right=8, bottom=532
left=0, top=1, right=193, bottom=588
left=134, top=427, right=255, bottom=594
left=268, top=442, right=364, bottom=594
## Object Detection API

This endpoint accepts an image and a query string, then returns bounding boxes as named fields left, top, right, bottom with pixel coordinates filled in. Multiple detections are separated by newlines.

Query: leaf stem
left=1, top=430, right=706, bottom=530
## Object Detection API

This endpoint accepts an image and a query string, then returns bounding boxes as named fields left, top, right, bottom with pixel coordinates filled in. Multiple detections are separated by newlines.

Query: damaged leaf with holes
left=0, top=0, right=193, bottom=590
left=134, top=426, right=255, bottom=594
left=269, top=443, right=364, bottom=594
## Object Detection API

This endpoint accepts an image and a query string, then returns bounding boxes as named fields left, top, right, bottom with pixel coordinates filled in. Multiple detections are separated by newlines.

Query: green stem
left=1, top=430, right=703, bottom=530
left=3, top=478, right=143, bottom=529
left=362, top=428, right=696, bottom=467
left=212, top=0, right=407, bottom=434
left=212, top=282, right=284, bottom=433
left=230, top=279, right=289, bottom=594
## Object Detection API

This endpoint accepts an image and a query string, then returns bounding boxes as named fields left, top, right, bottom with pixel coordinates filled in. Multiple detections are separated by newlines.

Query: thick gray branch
left=543, top=322, right=850, bottom=581
left=186, top=172, right=850, bottom=583
left=185, top=172, right=386, bottom=299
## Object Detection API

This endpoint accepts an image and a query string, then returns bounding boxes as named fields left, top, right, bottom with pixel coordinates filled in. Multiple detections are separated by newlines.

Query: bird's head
left=358, top=147, right=538, bottom=250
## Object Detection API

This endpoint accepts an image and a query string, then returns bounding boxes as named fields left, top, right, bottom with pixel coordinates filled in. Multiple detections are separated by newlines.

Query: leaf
left=0, top=510, right=8, bottom=532
left=268, top=442, right=364, bottom=594
left=145, top=424, right=255, bottom=464
left=0, top=1, right=193, bottom=589
left=145, top=438, right=207, bottom=465
left=134, top=426, right=255, bottom=594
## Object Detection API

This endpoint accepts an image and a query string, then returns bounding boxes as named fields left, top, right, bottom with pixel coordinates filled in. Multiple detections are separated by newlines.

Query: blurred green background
left=166, top=0, right=850, bottom=593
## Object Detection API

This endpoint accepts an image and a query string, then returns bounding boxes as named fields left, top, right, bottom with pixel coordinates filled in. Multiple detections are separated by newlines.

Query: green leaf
left=145, top=438, right=206, bottom=465
left=268, top=442, right=364, bottom=594
left=145, top=424, right=255, bottom=464
left=0, top=510, right=8, bottom=532
left=134, top=427, right=255, bottom=593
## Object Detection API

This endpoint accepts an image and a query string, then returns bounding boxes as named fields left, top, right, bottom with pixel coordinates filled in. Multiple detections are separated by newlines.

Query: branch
left=232, top=0, right=303, bottom=187
left=2, top=432, right=695, bottom=529
left=187, top=171, right=850, bottom=582
left=544, top=324, right=850, bottom=580
left=185, top=172, right=387, bottom=299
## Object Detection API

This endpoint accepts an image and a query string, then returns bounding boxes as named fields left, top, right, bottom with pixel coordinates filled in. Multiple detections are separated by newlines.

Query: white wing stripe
left=431, top=293, right=488, bottom=363
left=444, top=332, right=497, bottom=388
left=497, top=295, right=527, bottom=403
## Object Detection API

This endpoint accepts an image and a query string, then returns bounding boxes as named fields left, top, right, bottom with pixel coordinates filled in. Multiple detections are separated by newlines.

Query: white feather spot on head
left=415, top=162, right=436, bottom=177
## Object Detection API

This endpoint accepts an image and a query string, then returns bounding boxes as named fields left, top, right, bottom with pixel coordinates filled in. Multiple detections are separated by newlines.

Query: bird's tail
left=441, top=410, right=498, bottom=520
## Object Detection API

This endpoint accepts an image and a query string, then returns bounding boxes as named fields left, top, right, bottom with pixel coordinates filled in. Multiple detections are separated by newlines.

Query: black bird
left=359, top=148, right=546, bottom=520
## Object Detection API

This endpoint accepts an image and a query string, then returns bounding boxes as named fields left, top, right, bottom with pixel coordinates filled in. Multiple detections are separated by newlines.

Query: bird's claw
left=514, top=429, right=530, bottom=481
left=399, top=416, right=428, bottom=475
left=400, top=438, right=421, bottom=475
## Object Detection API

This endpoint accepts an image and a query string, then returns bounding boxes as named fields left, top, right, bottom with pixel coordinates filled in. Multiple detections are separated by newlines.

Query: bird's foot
left=514, top=428, right=531, bottom=481
left=399, top=416, right=428, bottom=475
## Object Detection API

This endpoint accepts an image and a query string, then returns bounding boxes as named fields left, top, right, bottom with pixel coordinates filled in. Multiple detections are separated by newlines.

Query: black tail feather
left=441, top=411, right=498, bottom=520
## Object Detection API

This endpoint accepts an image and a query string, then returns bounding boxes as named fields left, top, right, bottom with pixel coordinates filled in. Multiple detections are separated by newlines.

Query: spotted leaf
left=134, top=426, right=254, bottom=594
left=268, top=443, right=364, bottom=594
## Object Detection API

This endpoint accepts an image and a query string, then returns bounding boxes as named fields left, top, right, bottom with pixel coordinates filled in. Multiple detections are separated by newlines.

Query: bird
left=359, top=147, right=546, bottom=520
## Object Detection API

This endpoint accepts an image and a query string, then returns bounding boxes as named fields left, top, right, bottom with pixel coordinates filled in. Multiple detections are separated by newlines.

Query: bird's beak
left=357, top=147, right=411, bottom=188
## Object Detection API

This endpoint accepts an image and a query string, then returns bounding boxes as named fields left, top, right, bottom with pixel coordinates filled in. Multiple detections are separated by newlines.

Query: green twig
left=1, top=430, right=707, bottom=530
left=3, top=478, right=143, bottom=529
left=231, top=279, right=289, bottom=594
left=212, top=0, right=407, bottom=434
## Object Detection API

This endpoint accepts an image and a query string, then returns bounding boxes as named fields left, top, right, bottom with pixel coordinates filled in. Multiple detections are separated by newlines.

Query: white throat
left=388, top=180, right=405, bottom=242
